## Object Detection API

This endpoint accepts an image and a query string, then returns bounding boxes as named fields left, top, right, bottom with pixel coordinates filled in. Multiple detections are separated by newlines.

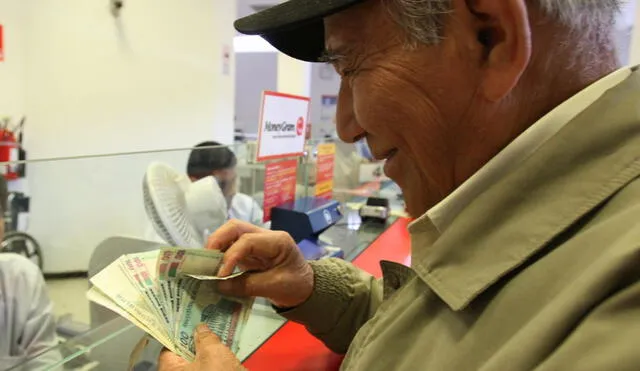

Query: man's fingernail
left=197, top=323, right=209, bottom=334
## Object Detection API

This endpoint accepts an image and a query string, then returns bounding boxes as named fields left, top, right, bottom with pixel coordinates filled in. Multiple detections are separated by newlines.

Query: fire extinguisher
left=0, top=117, right=25, bottom=180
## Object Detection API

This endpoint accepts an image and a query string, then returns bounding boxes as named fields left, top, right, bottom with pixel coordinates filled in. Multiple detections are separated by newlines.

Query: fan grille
left=142, top=162, right=204, bottom=247
left=143, top=175, right=177, bottom=246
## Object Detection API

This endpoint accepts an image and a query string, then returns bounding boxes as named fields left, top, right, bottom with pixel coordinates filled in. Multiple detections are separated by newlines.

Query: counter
left=10, top=214, right=411, bottom=371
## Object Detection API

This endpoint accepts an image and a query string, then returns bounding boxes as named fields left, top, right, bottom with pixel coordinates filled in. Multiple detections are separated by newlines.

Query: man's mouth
left=386, top=149, right=398, bottom=160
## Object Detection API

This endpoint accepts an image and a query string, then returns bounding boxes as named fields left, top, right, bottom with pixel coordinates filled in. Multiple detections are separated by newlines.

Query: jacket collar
left=421, top=67, right=632, bottom=234
left=410, top=67, right=640, bottom=311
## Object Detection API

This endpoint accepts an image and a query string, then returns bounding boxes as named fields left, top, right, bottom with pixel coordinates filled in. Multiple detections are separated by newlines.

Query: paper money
left=186, top=271, right=250, bottom=281
left=176, top=279, right=251, bottom=357
left=88, top=247, right=253, bottom=362
left=156, top=247, right=225, bottom=277
left=121, top=253, right=172, bottom=331
left=86, top=286, right=172, bottom=349
left=90, top=257, right=167, bottom=338
left=157, top=249, right=183, bottom=319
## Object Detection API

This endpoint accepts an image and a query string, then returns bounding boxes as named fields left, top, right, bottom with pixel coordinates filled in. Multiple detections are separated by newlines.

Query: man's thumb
left=194, top=324, right=245, bottom=370
left=194, top=324, right=221, bottom=357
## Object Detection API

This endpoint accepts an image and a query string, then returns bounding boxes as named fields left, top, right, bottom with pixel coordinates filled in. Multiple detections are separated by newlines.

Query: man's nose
left=335, top=80, right=365, bottom=143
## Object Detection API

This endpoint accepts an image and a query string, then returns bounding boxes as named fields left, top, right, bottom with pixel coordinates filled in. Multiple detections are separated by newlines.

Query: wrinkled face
left=324, top=0, right=532, bottom=217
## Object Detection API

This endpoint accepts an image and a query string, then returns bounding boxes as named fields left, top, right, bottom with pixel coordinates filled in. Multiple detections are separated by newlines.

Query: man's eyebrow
left=318, top=49, right=346, bottom=63
left=320, top=42, right=361, bottom=63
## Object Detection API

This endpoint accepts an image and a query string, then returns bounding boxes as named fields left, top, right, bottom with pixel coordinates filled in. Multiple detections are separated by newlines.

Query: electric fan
left=143, top=162, right=227, bottom=247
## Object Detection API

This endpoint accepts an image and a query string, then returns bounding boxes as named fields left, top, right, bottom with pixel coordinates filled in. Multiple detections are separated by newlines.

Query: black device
left=270, top=196, right=343, bottom=260
left=359, top=197, right=390, bottom=223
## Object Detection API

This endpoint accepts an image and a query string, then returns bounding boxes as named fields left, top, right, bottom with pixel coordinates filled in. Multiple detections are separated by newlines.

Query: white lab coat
left=0, top=253, right=61, bottom=369
left=228, top=193, right=266, bottom=227
left=144, top=192, right=268, bottom=244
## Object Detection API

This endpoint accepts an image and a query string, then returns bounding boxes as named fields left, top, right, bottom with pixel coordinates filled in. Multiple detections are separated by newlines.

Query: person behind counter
left=145, top=141, right=266, bottom=243
left=0, top=175, right=61, bottom=369
left=186, top=141, right=264, bottom=227
left=160, top=0, right=640, bottom=370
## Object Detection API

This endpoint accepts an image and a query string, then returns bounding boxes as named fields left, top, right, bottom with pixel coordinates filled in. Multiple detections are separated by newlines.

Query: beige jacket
left=284, top=68, right=640, bottom=370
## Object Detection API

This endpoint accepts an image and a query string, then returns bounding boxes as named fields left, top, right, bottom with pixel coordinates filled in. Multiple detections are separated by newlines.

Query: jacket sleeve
left=279, top=258, right=383, bottom=354
left=18, top=257, right=62, bottom=366
left=2, top=254, right=61, bottom=368
left=536, top=279, right=640, bottom=371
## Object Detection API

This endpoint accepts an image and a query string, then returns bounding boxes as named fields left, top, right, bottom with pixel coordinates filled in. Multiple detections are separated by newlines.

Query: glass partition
left=1, top=139, right=403, bottom=370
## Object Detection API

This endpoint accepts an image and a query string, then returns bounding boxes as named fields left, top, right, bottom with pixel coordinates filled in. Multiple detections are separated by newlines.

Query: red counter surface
left=243, top=218, right=412, bottom=370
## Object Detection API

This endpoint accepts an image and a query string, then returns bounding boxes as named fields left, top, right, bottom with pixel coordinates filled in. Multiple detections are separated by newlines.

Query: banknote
left=157, top=247, right=225, bottom=277
left=89, top=262, right=173, bottom=349
left=137, top=251, right=173, bottom=324
left=174, top=276, right=200, bottom=344
left=186, top=270, right=250, bottom=281
left=88, top=247, right=253, bottom=363
left=175, top=278, right=252, bottom=358
left=120, top=253, right=172, bottom=332
left=86, top=286, right=169, bottom=349
left=157, top=249, right=183, bottom=317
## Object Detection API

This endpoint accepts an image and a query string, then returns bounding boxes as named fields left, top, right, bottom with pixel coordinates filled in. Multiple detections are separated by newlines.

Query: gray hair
left=387, top=0, right=622, bottom=46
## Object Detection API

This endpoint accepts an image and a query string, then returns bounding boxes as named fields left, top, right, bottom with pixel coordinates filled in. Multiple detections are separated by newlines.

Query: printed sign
left=0, top=25, right=4, bottom=62
left=257, top=91, right=310, bottom=162
left=262, top=159, right=298, bottom=223
left=315, top=143, right=336, bottom=199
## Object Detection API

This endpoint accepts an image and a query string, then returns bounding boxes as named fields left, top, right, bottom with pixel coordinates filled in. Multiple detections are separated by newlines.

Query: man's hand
left=158, top=324, right=243, bottom=371
left=206, top=219, right=314, bottom=308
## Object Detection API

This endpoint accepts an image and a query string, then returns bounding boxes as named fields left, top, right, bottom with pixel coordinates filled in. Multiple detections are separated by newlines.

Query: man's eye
left=321, top=59, right=357, bottom=78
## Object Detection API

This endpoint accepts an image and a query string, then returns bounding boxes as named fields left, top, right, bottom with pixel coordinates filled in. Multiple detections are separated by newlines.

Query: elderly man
left=160, top=0, right=640, bottom=370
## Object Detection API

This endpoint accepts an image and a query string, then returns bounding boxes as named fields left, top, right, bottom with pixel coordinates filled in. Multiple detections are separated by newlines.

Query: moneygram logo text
left=264, top=118, right=304, bottom=138
left=265, top=120, right=295, bottom=133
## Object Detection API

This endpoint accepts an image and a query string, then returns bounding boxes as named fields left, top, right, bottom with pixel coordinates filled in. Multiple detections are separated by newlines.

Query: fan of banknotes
left=87, top=247, right=253, bottom=362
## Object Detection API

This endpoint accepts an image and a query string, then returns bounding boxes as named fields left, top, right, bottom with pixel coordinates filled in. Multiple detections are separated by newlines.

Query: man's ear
left=468, top=0, right=531, bottom=101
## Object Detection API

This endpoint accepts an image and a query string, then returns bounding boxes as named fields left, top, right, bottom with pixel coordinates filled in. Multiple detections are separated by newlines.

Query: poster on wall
left=315, top=143, right=336, bottom=199
left=262, top=159, right=298, bottom=223
left=0, top=24, right=4, bottom=62
left=320, top=95, right=338, bottom=122
left=256, top=91, right=310, bottom=162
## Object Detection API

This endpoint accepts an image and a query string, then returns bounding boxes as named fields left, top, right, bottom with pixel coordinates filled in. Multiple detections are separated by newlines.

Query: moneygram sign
left=257, top=91, right=310, bottom=161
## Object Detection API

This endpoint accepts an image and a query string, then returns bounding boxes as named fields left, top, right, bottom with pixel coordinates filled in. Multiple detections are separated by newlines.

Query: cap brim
left=234, top=0, right=366, bottom=62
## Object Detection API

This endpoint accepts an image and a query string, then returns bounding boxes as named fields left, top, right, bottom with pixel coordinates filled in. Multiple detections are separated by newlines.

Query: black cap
left=234, top=0, right=367, bottom=62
